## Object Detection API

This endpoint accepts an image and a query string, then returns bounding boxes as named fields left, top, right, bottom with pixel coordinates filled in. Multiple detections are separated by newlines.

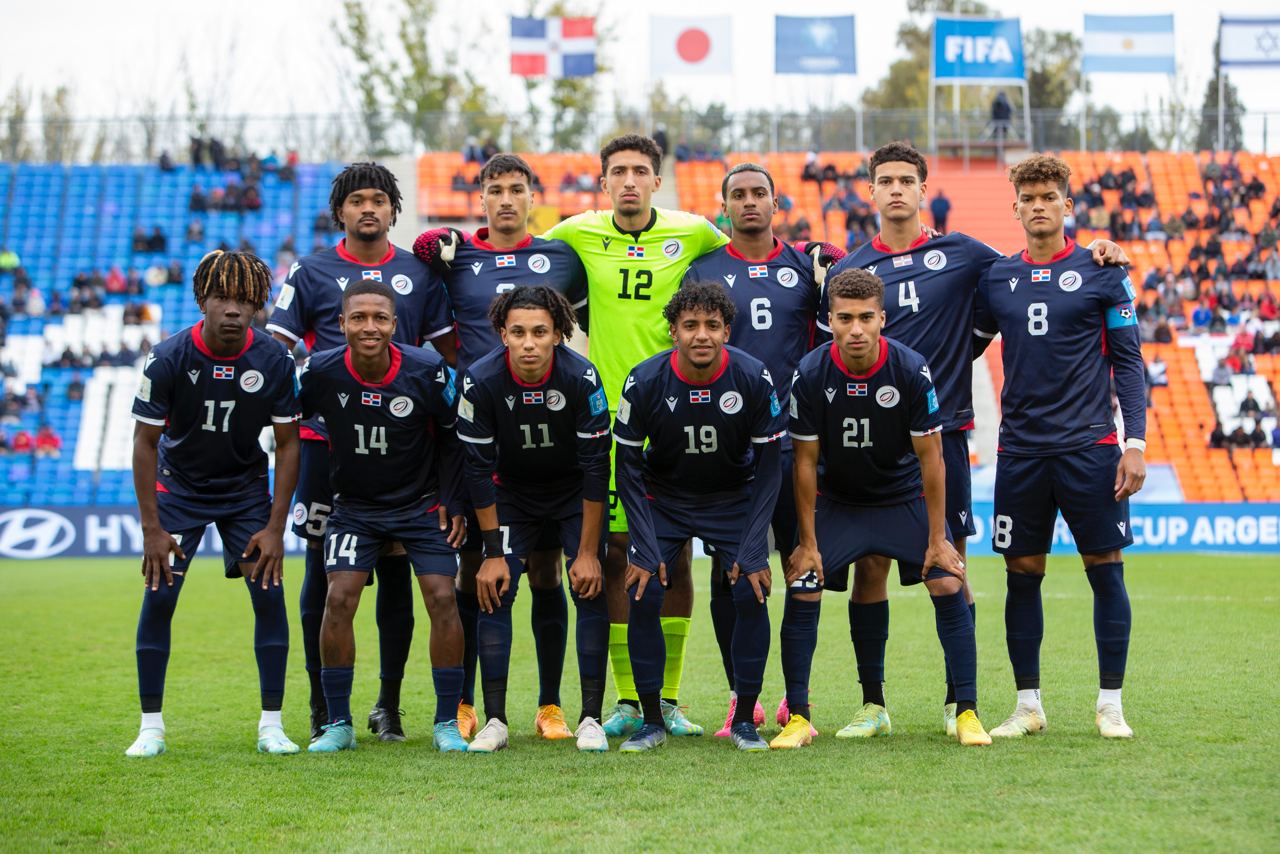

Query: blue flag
left=775, top=16, right=856, bottom=75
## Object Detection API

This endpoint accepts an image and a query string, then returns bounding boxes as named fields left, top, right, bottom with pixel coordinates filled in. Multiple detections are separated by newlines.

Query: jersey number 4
left=618, top=268, right=652, bottom=300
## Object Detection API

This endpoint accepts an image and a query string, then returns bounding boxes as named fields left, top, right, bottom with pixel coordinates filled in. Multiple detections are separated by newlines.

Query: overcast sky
left=4, top=0, right=1278, bottom=149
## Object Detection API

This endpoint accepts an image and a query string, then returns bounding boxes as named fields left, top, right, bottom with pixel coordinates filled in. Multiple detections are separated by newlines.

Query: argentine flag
left=1083, top=15, right=1175, bottom=75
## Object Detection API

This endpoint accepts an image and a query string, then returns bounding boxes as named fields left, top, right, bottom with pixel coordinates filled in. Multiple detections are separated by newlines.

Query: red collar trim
left=344, top=344, right=402, bottom=387
left=829, top=338, right=888, bottom=379
left=1021, top=238, right=1076, bottom=265
left=670, top=348, right=730, bottom=385
left=725, top=237, right=784, bottom=263
left=505, top=351, right=555, bottom=387
left=472, top=228, right=533, bottom=252
left=872, top=229, right=929, bottom=253
left=191, top=321, right=253, bottom=360
left=335, top=239, right=396, bottom=266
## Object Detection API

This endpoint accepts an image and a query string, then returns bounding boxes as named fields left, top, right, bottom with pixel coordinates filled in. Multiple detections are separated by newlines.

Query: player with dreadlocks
left=128, top=250, right=302, bottom=757
left=456, top=285, right=613, bottom=752
left=266, top=161, right=458, bottom=744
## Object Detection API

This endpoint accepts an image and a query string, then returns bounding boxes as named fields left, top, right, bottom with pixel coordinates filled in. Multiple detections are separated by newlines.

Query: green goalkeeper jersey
left=543, top=207, right=728, bottom=407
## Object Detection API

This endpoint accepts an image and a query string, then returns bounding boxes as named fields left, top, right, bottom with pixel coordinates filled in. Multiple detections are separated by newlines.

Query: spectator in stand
left=789, top=216, right=812, bottom=242
left=223, top=181, right=243, bottom=212
left=777, top=191, right=794, bottom=224
left=1147, top=355, right=1168, bottom=388
left=158, top=151, right=176, bottom=172
left=462, top=136, right=483, bottom=164
left=1144, top=212, right=1166, bottom=239
left=575, top=172, right=594, bottom=192
left=209, top=137, right=226, bottom=171
left=1240, top=391, right=1262, bottom=418
left=559, top=170, right=576, bottom=191
left=242, top=184, right=262, bottom=211
left=25, top=287, right=45, bottom=317
left=1209, top=421, right=1228, bottom=449
left=801, top=151, right=820, bottom=183
left=312, top=211, right=330, bottom=234
left=34, top=424, right=61, bottom=458
left=1211, top=358, right=1234, bottom=387
left=10, top=429, right=32, bottom=454
left=279, top=150, right=297, bottom=183
left=105, top=266, right=126, bottom=294
left=1258, top=291, right=1278, bottom=322
left=1192, top=299, right=1214, bottom=332
left=190, top=136, right=204, bottom=167
left=929, top=189, right=952, bottom=234
left=147, top=227, right=167, bottom=254
left=67, top=373, right=84, bottom=402
left=186, top=219, right=204, bottom=244
left=47, top=291, right=64, bottom=317
left=132, top=227, right=149, bottom=252
left=1228, top=424, right=1252, bottom=448
left=22, top=387, right=41, bottom=414
left=653, top=125, right=668, bottom=164
left=166, top=260, right=183, bottom=285
left=990, top=90, right=1013, bottom=141
left=1153, top=319, right=1174, bottom=344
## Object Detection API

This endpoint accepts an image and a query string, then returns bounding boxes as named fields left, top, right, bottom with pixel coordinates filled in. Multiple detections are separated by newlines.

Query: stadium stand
left=0, top=148, right=1276, bottom=506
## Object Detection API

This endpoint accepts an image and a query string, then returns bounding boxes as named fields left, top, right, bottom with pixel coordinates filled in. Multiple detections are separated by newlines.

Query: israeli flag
left=1083, top=15, right=1175, bottom=74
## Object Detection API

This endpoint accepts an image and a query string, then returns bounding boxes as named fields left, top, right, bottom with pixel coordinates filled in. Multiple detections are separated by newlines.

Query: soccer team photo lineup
left=2, top=4, right=1279, bottom=849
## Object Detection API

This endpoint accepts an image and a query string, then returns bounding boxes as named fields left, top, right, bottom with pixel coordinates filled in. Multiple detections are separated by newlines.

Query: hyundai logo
left=0, top=509, right=76, bottom=559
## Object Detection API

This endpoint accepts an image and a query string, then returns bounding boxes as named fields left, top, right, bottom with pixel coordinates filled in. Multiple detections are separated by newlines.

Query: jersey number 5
left=618, top=268, right=652, bottom=300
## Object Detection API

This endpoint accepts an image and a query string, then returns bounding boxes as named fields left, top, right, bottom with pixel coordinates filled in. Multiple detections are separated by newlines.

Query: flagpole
left=1217, top=18, right=1225, bottom=151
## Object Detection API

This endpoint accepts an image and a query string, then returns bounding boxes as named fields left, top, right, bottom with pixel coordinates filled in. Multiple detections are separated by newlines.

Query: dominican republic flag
left=523, top=391, right=545, bottom=405
left=1031, top=269, right=1051, bottom=283
left=213, top=366, right=235, bottom=380
left=627, top=245, right=645, bottom=258
left=362, top=392, right=381, bottom=407
left=511, top=16, right=597, bottom=78
left=1083, top=15, right=1175, bottom=74
left=362, top=269, right=382, bottom=281
left=748, top=265, right=768, bottom=278
left=847, top=383, right=867, bottom=396
left=496, top=255, right=516, bottom=268
left=690, top=389, right=711, bottom=404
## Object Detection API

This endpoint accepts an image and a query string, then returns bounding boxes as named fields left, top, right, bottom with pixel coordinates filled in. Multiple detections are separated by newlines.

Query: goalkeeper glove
left=795, top=241, right=846, bottom=287
left=412, top=227, right=467, bottom=273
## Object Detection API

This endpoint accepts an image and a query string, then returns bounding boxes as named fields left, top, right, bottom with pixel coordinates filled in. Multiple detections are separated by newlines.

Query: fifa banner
left=1, top=504, right=1279, bottom=560
left=775, top=15, right=857, bottom=75
left=932, top=15, right=1025, bottom=83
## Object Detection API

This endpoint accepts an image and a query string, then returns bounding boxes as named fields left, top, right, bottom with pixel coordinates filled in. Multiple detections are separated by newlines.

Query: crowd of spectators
left=0, top=385, right=63, bottom=458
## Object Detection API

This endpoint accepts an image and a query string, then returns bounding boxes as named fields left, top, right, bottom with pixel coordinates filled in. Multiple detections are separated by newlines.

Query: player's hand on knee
left=923, top=539, right=965, bottom=582
left=745, top=566, right=772, bottom=603
left=569, top=553, right=603, bottom=599
left=625, top=564, right=654, bottom=600
left=244, top=525, right=286, bottom=589
left=1114, top=448, right=1147, bottom=500
left=142, top=528, right=183, bottom=590
left=476, top=557, right=510, bottom=614
left=785, top=545, right=822, bottom=586
left=440, top=507, right=466, bottom=548
left=1089, top=239, right=1129, bottom=266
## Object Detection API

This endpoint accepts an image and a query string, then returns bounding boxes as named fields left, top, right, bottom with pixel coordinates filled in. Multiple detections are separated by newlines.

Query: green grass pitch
left=1, top=553, right=1277, bottom=851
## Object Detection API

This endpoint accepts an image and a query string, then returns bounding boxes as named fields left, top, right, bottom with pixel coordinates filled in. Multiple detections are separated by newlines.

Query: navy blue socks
left=1086, top=562, right=1131, bottom=689
left=1005, top=571, right=1045, bottom=690
left=849, top=599, right=889, bottom=706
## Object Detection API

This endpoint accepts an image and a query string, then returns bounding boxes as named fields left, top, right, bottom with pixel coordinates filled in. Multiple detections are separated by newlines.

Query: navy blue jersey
left=835, top=231, right=1002, bottom=431
left=790, top=338, right=942, bottom=506
left=682, top=239, right=824, bottom=408
left=446, top=231, right=588, bottom=374
left=457, top=343, right=611, bottom=507
left=614, top=345, right=787, bottom=497
left=133, top=323, right=299, bottom=500
left=266, top=240, right=453, bottom=440
left=975, top=240, right=1146, bottom=457
left=299, top=344, right=460, bottom=511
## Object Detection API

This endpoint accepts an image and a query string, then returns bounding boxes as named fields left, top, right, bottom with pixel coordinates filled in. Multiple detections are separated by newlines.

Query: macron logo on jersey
left=523, top=391, right=544, bottom=405
left=496, top=255, right=516, bottom=268
left=362, top=392, right=382, bottom=406
left=627, top=246, right=644, bottom=258
left=1031, top=269, right=1051, bottom=283
left=362, top=270, right=382, bottom=281
left=213, top=366, right=235, bottom=380
left=690, top=389, right=711, bottom=404
left=848, top=382, right=868, bottom=396
left=748, top=265, right=768, bottom=278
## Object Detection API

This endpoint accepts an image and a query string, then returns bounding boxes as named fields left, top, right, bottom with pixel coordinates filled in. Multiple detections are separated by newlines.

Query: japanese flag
left=651, top=16, right=732, bottom=75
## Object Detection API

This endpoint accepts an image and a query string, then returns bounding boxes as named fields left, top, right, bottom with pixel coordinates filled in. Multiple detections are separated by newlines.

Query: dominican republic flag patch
left=523, top=391, right=544, bottom=405
left=361, top=392, right=382, bottom=406
left=748, top=265, right=768, bottom=278
left=496, top=255, right=516, bottom=268
left=213, top=366, right=235, bottom=380
left=1031, top=268, right=1051, bottom=283
left=690, top=389, right=711, bottom=404
left=847, top=382, right=867, bottom=396
left=627, top=245, right=644, bottom=258
left=362, top=270, right=382, bottom=281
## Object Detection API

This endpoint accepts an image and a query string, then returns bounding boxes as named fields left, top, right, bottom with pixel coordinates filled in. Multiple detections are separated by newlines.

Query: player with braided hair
left=128, top=250, right=302, bottom=757
left=457, top=286, right=613, bottom=752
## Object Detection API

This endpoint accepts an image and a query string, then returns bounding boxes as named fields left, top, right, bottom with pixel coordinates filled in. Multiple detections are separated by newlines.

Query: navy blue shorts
left=460, top=503, right=562, bottom=555
left=813, top=495, right=952, bottom=591
left=707, top=447, right=798, bottom=572
left=992, top=444, right=1133, bottom=557
left=487, top=487, right=605, bottom=593
left=649, top=489, right=769, bottom=579
left=290, top=438, right=333, bottom=541
left=158, top=489, right=270, bottom=578
left=943, top=430, right=976, bottom=538
left=324, top=500, right=458, bottom=577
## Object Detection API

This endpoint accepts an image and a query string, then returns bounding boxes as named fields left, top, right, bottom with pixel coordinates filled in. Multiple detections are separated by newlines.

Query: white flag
left=651, top=16, right=732, bottom=75
left=1220, top=16, right=1280, bottom=67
